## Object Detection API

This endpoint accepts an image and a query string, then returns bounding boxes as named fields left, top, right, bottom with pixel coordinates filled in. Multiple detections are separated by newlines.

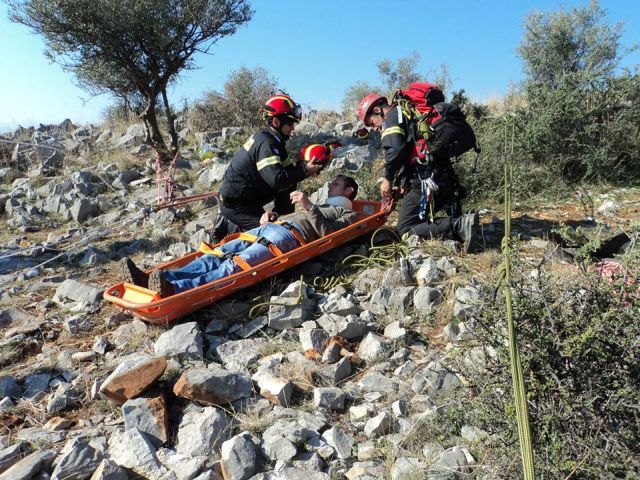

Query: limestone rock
left=0, top=449, right=57, bottom=480
left=108, top=428, right=168, bottom=479
left=252, top=369, right=292, bottom=407
left=173, top=366, right=253, bottom=405
left=220, top=432, right=256, bottom=480
left=122, top=392, right=169, bottom=448
left=54, top=279, right=103, bottom=305
left=99, top=354, right=167, bottom=404
left=176, top=406, right=231, bottom=457
left=154, top=321, right=204, bottom=360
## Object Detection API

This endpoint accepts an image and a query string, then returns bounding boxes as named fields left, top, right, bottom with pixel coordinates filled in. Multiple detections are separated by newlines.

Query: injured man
left=121, top=175, right=359, bottom=297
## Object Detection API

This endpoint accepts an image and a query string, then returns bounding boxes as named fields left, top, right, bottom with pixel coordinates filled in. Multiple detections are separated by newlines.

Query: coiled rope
left=311, top=228, right=415, bottom=292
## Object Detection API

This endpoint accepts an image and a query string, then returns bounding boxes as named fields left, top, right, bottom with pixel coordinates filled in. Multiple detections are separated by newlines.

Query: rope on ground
left=310, top=228, right=414, bottom=292
left=312, top=273, right=351, bottom=291
left=342, top=227, right=413, bottom=269
left=500, top=160, right=536, bottom=480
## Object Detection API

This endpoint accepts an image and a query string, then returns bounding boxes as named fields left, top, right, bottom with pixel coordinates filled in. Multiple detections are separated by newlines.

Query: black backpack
left=423, top=102, right=480, bottom=160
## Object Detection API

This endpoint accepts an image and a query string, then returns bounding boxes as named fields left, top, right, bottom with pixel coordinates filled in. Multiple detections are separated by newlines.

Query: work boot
left=120, top=258, right=149, bottom=288
left=455, top=213, right=480, bottom=253
left=149, top=270, right=174, bottom=298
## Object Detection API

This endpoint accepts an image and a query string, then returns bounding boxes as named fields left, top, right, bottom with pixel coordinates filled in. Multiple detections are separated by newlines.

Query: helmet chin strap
left=269, top=117, right=290, bottom=140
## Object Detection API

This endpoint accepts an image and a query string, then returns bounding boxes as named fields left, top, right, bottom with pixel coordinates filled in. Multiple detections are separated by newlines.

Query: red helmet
left=260, top=94, right=302, bottom=122
left=357, top=93, right=387, bottom=126
left=299, top=144, right=333, bottom=166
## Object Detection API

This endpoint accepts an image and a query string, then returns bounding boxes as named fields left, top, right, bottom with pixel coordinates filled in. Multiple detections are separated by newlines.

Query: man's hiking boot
left=149, top=270, right=174, bottom=298
left=120, top=258, right=149, bottom=288
left=456, top=213, right=480, bottom=253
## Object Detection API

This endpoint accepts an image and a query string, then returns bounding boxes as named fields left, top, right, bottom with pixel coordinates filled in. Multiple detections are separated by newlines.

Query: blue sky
left=0, top=0, right=638, bottom=131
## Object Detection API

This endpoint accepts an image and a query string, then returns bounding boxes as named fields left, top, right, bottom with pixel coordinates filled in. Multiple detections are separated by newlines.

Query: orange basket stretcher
left=104, top=199, right=391, bottom=324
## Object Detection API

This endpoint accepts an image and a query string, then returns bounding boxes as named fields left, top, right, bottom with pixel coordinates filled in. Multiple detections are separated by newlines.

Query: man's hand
left=305, top=161, right=323, bottom=177
left=380, top=178, right=393, bottom=201
left=290, top=191, right=313, bottom=211
left=260, top=211, right=278, bottom=225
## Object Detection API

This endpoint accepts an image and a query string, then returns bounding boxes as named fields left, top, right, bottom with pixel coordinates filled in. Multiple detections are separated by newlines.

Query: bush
left=189, top=90, right=234, bottom=132
left=342, top=80, right=380, bottom=121
left=514, top=1, right=640, bottom=183
left=417, top=240, right=640, bottom=478
left=189, top=66, right=279, bottom=131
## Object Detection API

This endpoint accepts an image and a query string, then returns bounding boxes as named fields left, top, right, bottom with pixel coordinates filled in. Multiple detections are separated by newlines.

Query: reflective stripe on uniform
left=397, top=105, right=404, bottom=123
left=256, top=155, right=281, bottom=170
left=243, top=137, right=255, bottom=151
left=381, top=126, right=405, bottom=139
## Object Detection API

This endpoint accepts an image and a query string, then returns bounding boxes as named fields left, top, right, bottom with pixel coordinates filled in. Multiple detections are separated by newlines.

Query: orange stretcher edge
left=104, top=199, right=391, bottom=324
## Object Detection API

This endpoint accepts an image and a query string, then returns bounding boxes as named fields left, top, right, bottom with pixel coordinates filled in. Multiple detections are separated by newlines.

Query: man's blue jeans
left=163, top=223, right=300, bottom=293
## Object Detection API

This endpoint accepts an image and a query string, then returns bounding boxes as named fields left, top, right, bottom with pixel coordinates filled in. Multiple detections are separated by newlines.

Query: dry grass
left=235, top=409, right=274, bottom=435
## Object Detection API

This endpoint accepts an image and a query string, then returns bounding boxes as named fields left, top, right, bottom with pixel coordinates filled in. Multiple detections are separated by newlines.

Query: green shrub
left=420, top=240, right=640, bottom=478
left=189, top=66, right=279, bottom=132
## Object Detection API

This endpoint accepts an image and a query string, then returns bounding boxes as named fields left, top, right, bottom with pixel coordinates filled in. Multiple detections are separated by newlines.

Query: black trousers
left=396, top=179, right=459, bottom=238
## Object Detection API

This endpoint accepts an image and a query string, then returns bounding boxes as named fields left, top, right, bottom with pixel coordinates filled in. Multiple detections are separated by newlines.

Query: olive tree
left=377, top=51, right=422, bottom=96
left=515, top=0, right=640, bottom=180
left=341, top=80, right=380, bottom=120
left=342, top=53, right=453, bottom=120
left=7, top=0, right=253, bottom=161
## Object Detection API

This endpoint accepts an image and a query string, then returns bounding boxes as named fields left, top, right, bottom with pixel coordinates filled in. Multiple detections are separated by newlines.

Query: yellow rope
left=501, top=161, right=536, bottom=479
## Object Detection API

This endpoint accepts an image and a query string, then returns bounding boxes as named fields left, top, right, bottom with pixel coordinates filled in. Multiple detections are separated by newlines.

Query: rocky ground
left=0, top=118, right=638, bottom=480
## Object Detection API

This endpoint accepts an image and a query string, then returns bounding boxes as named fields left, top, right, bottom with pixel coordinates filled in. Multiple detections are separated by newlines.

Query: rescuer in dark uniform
left=215, top=94, right=322, bottom=237
left=358, top=92, right=479, bottom=252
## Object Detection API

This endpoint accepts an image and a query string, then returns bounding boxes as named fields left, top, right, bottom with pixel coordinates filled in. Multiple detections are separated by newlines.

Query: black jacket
left=380, top=105, right=412, bottom=182
left=220, top=128, right=307, bottom=208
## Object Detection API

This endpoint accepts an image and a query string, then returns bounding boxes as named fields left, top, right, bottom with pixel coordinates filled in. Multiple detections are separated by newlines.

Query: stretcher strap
left=238, top=232, right=285, bottom=257
left=202, top=234, right=285, bottom=257
left=232, top=255, right=252, bottom=271
left=199, top=241, right=237, bottom=259
left=275, top=221, right=306, bottom=246
left=199, top=241, right=216, bottom=254
left=198, top=241, right=255, bottom=272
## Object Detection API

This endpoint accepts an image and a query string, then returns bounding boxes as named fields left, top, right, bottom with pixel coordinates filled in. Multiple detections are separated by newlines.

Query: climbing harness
left=418, top=173, right=438, bottom=222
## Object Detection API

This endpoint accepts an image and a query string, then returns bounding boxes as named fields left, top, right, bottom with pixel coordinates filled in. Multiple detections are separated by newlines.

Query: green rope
left=501, top=161, right=536, bottom=479
left=309, top=228, right=415, bottom=291
left=341, top=227, right=415, bottom=269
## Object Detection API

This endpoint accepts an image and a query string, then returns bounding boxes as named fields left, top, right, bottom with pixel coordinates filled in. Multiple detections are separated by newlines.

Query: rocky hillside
left=0, top=117, right=638, bottom=480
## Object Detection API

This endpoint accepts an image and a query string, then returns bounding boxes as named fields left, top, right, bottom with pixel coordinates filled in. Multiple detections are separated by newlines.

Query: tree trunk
left=141, top=117, right=152, bottom=143
left=141, top=95, right=170, bottom=162
left=161, top=86, right=179, bottom=154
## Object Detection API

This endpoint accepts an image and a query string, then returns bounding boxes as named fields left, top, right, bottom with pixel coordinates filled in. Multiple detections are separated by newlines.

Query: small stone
left=313, top=387, right=345, bottom=411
